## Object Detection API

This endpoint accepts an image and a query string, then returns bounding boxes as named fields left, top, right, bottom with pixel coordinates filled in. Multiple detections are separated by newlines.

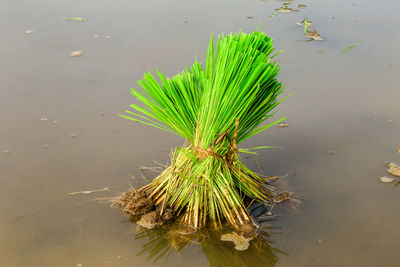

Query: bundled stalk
left=118, top=31, right=286, bottom=232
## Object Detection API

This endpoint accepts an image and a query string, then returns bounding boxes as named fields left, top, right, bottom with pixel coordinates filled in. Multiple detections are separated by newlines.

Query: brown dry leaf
left=398, top=146, right=400, bottom=155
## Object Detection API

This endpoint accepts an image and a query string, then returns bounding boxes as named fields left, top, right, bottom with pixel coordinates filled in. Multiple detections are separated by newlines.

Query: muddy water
left=1, top=0, right=400, bottom=266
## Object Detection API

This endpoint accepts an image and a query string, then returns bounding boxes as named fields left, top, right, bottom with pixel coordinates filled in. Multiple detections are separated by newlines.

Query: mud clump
left=240, top=222, right=257, bottom=238
left=115, top=190, right=176, bottom=229
left=116, top=190, right=154, bottom=215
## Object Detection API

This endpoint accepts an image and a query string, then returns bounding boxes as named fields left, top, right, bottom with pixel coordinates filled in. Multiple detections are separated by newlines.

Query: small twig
left=63, top=187, right=110, bottom=196
left=139, top=166, right=162, bottom=173
left=153, top=160, right=168, bottom=168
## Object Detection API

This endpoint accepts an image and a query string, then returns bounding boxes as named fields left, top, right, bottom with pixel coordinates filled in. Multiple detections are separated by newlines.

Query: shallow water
left=1, top=0, right=400, bottom=266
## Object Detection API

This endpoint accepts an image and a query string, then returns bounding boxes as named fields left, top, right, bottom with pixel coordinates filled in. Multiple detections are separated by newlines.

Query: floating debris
left=3, top=150, right=11, bottom=155
left=93, top=34, right=100, bottom=38
left=380, top=176, right=394, bottom=183
left=43, top=144, right=49, bottom=148
left=317, top=49, right=325, bottom=55
left=40, top=117, right=48, bottom=121
left=270, top=6, right=296, bottom=17
left=298, top=4, right=307, bottom=8
left=297, top=20, right=323, bottom=41
left=70, top=51, right=83, bottom=57
left=184, top=20, right=189, bottom=24
left=247, top=16, right=254, bottom=20
left=64, top=187, right=110, bottom=196
left=317, top=240, right=323, bottom=244
left=270, top=8, right=283, bottom=18
left=386, top=163, right=400, bottom=177
left=343, top=42, right=360, bottom=53
left=296, top=19, right=312, bottom=27
left=105, top=35, right=112, bottom=39
left=221, top=232, right=253, bottom=251
left=25, top=30, right=34, bottom=34
left=280, top=7, right=294, bottom=13
left=276, top=122, right=288, bottom=127
left=53, top=120, right=59, bottom=124
left=328, top=150, right=336, bottom=155
left=70, top=133, right=78, bottom=138
left=305, top=29, right=324, bottom=41
left=61, top=17, right=85, bottom=22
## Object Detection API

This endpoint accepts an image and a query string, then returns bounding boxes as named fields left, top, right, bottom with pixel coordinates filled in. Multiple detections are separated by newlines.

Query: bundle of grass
left=117, top=30, right=286, bottom=234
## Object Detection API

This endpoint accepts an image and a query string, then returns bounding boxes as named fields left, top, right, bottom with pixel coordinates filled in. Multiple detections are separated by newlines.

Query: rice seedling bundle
left=119, top=31, right=286, bottom=231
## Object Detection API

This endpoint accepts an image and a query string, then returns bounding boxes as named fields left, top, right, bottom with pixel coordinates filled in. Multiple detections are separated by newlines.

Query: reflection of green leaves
left=135, top=224, right=192, bottom=263
left=134, top=220, right=286, bottom=267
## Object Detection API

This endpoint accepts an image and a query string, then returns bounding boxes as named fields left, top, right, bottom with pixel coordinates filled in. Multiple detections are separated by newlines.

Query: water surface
left=1, top=0, right=400, bottom=266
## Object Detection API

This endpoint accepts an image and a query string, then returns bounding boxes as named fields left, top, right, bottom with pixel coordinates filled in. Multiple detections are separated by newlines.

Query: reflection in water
left=133, top=217, right=287, bottom=267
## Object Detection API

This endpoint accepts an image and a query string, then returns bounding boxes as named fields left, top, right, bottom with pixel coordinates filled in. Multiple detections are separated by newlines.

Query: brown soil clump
left=116, top=190, right=154, bottom=216
left=240, top=222, right=257, bottom=238
left=114, top=189, right=176, bottom=229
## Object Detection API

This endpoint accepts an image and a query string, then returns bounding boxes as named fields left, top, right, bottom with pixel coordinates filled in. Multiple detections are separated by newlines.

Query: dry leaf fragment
left=305, top=29, right=324, bottom=41
left=380, top=176, right=394, bottom=183
left=386, top=163, right=400, bottom=177
left=25, top=30, right=34, bottom=34
left=70, top=51, right=83, bottom=57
